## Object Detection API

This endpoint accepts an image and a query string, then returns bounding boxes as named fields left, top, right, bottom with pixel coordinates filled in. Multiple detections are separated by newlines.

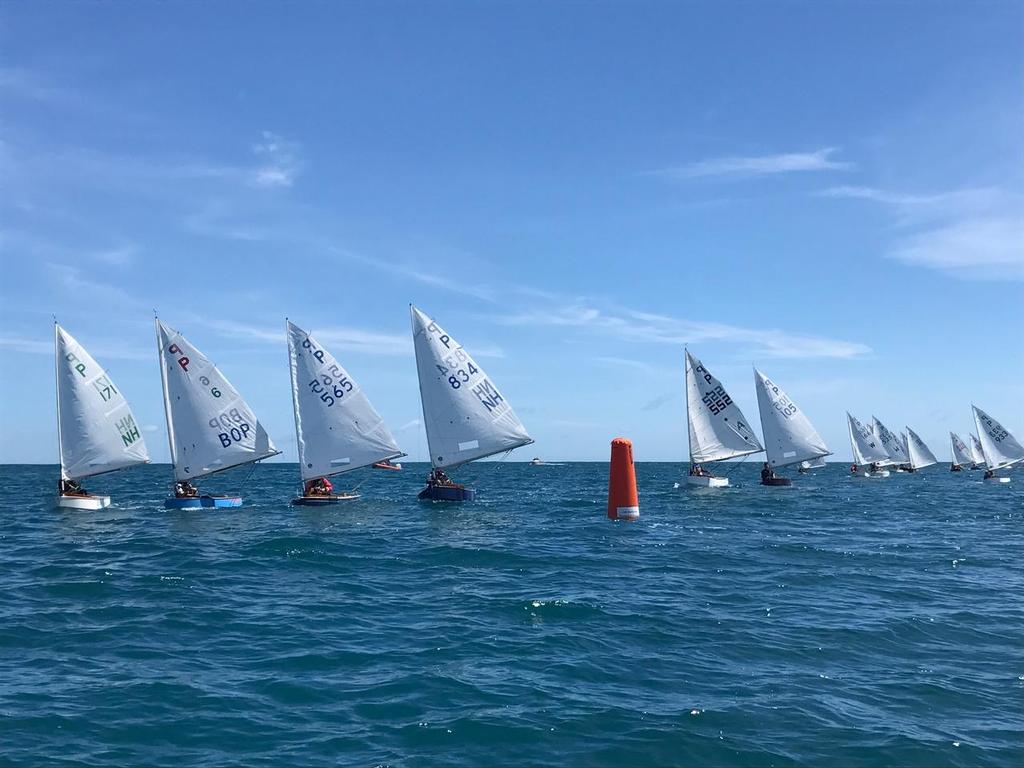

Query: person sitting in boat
left=427, top=468, right=455, bottom=487
left=174, top=480, right=199, bottom=498
left=689, top=464, right=709, bottom=477
left=850, top=463, right=858, bottom=474
left=304, top=477, right=333, bottom=497
left=950, top=462, right=962, bottom=472
left=869, top=462, right=880, bottom=474
left=984, top=469, right=995, bottom=480
left=59, top=478, right=88, bottom=497
left=761, top=462, right=776, bottom=483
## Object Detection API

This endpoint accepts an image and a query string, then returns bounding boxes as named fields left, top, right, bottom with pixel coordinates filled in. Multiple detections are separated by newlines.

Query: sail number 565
left=309, top=370, right=352, bottom=407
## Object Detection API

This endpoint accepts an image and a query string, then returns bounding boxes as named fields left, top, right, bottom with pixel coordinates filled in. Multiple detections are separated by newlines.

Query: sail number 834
left=437, top=349, right=478, bottom=389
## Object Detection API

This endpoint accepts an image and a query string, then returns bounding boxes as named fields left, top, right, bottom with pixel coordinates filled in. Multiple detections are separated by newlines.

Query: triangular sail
left=287, top=320, right=403, bottom=481
left=871, top=417, right=908, bottom=466
left=753, top=369, right=830, bottom=468
left=950, top=432, right=973, bottom=466
left=685, top=351, right=762, bottom=464
left=972, top=405, right=1024, bottom=471
left=848, top=412, right=888, bottom=465
left=156, top=319, right=279, bottom=481
left=411, top=306, right=532, bottom=469
left=905, top=427, right=937, bottom=469
left=968, top=435, right=987, bottom=467
left=55, top=325, right=150, bottom=480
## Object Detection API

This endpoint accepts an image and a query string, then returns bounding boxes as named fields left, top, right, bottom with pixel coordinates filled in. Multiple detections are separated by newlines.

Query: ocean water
left=1, top=461, right=1021, bottom=767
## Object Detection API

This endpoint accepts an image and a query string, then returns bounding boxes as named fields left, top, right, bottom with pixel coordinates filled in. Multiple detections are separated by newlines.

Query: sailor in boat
left=59, top=478, right=89, bottom=497
left=950, top=462, right=963, bottom=472
left=850, top=463, right=858, bottom=475
left=426, top=468, right=461, bottom=489
left=869, top=462, right=881, bottom=474
left=174, top=480, right=199, bottom=499
left=983, top=469, right=995, bottom=481
left=689, top=464, right=710, bottom=478
left=304, top=477, right=333, bottom=497
left=760, top=463, right=776, bottom=483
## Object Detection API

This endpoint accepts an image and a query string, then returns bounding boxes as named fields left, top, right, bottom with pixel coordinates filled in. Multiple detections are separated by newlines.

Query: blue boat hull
left=164, top=496, right=243, bottom=509
left=418, top=485, right=476, bottom=502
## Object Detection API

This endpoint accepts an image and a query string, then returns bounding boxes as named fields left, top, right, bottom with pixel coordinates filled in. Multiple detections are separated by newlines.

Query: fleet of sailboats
left=45, top=319, right=1021, bottom=510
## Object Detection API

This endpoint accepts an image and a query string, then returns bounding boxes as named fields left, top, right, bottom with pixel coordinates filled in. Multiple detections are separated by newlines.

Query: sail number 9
left=701, top=385, right=733, bottom=415
left=309, top=372, right=352, bottom=407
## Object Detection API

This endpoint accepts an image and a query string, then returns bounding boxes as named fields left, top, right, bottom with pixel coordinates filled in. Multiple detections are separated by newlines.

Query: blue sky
left=1, top=1, right=1021, bottom=464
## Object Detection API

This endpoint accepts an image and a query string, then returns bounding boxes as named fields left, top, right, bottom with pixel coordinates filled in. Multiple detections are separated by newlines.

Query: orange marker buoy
left=607, top=437, right=639, bottom=521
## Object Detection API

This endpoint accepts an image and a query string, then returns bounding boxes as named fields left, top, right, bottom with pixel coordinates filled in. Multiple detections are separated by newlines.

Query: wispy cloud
left=0, top=333, right=149, bottom=361
left=395, top=419, right=422, bottom=432
left=495, top=302, right=870, bottom=359
left=209, top=319, right=411, bottom=356
left=331, top=247, right=497, bottom=302
left=654, top=148, right=852, bottom=180
left=250, top=131, right=302, bottom=188
left=642, top=392, right=678, bottom=411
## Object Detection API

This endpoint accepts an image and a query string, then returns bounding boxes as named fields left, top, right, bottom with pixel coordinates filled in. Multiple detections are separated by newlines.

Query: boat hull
left=418, top=485, right=476, bottom=502
left=686, top=475, right=729, bottom=488
left=57, top=494, right=111, bottom=510
left=291, top=493, right=361, bottom=506
left=852, top=470, right=890, bottom=478
left=761, top=477, right=793, bottom=487
left=371, top=462, right=401, bottom=471
left=164, top=496, right=243, bottom=509
left=984, top=476, right=1011, bottom=484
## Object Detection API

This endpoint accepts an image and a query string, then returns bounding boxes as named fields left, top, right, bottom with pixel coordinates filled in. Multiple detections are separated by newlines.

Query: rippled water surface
left=2, top=462, right=1022, bottom=767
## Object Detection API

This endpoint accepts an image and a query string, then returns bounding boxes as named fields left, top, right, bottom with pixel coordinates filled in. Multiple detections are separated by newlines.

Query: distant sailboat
left=54, top=323, right=150, bottom=509
left=949, top=432, right=972, bottom=471
left=904, top=427, right=938, bottom=472
left=968, top=434, right=987, bottom=470
left=753, top=369, right=830, bottom=486
left=410, top=305, right=533, bottom=501
left=684, top=351, right=762, bottom=487
left=286, top=320, right=404, bottom=505
left=871, top=416, right=909, bottom=469
left=972, top=405, right=1024, bottom=483
left=156, top=319, right=279, bottom=508
left=847, top=413, right=890, bottom=477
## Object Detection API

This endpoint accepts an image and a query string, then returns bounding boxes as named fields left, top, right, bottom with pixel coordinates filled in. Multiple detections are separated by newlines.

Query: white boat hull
left=57, top=494, right=111, bottom=510
left=853, top=470, right=890, bottom=479
left=984, top=476, right=1011, bottom=484
left=686, top=475, right=729, bottom=488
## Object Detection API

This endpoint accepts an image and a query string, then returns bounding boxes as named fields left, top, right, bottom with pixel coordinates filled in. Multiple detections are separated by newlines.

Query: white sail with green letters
left=156, top=319, right=279, bottom=481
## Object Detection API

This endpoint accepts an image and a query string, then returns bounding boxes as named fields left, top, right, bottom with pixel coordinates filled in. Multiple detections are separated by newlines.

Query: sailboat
left=847, top=413, right=890, bottom=477
left=753, top=369, right=830, bottom=486
left=54, top=323, right=150, bottom=509
left=156, top=319, right=280, bottom=508
left=410, top=305, right=533, bottom=501
left=968, top=434, right=987, bottom=470
left=972, top=405, right=1024, bottom=483
left=286, top=320, right=404, bottom=505
left=904, top=427, right=938, bottom=472
left=798, top=457, right=827, bottom=474
left=871, top=416, right=909, bottom=470
left=949, top=432, right=972, bottom=471
left=684, top=351, right=762, bottom=487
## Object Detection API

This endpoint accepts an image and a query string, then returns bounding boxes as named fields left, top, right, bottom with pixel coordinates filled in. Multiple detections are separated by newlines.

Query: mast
left=847, top=413, right=859, bottom=464
left=285, top=318, right=304, bottom=485
left=684, top=348, right=693, bottom=464
left=54, top=320, right=66, bottom=481
left=155, top=317, right=178, bottom=482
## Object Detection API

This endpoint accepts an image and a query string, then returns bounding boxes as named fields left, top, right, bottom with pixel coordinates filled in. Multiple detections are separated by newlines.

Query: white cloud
left=250, top=131, right=301, bottom=188
left=0, top=335, right=51, bottom=354
left=331, top=247, right=496, bottom=302
left=655, top=148, right=852, bottom=180
left=209, top=319, right=411, bottom=356
left=395, top=419, right=422, bottom=432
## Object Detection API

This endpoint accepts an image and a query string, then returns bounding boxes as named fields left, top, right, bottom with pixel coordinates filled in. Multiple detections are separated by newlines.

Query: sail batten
left=753, top=369, right=830, bottom=469
left=55, top=325, right=150, bottom=481
left=156, top=319, right=279, bottom=481
left=972, top=405, right=1024, bottom=471
left=411, top=306, right=532, bottom=470
left=685, top=351, right=762, bottom=464
left=287, top=321, right=403, bottom=481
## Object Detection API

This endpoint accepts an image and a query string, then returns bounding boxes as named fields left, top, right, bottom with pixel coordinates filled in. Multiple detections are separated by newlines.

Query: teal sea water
left=1, top=462, right=1021, bottom=767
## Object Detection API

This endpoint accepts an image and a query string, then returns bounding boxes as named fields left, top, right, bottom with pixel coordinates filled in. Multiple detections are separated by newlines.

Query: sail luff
left=54, top=322, right=66, bottom=481
left=285, top=319, right=305, bottom=480
left=156, top=318, right=179, bottom=476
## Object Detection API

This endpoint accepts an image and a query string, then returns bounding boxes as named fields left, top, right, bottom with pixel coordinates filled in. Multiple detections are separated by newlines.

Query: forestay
left=969, top=435, right=987, bottom=467
left=972, top=405, right=1024, bottom=471
left=411, top=306, right=532, bottom=469
left=287, top=321, right=403, bottom=481
left=56, top=325, right=150, bottom=480
left=950, top=432, right=973, bottom=466
left=902, top=427, right=936, bottom=469
left=157, top=320, right=278, bottom=481
left=684, top=352, right=761, bottom=464
left=753, top=368, right=830, bottom=468
left=871, top=417, right=908, bottom=466
left=848, top=413, right=889, bottom=465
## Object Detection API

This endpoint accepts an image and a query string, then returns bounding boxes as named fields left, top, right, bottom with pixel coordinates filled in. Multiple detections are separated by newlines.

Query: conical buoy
left=607, top=437, right=639, bottom=521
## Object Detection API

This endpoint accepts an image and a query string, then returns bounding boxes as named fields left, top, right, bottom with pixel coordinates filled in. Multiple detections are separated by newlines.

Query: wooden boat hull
left=291, top=493, right=361, bottom=506
left=164, top=496, right=243, bottom=509
left=418, top=485, right=476, bottom=502
left=57, top=494, right=111, bottom=511
left=686, top=475, right=729, bottom=488
left=761, top=477, right=793, bottom=487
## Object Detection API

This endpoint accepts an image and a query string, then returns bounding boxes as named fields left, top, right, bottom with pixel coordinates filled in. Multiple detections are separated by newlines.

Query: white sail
left=411, top=306, right=532, bottom=469
left=753, top=368, right=830, bottom=469
left=684, top=351, right=761, bottom=464
left=156, top=319, right=279, bottom=481
left=968, top=435, right=987, bottom=467
left=848, top=412, right=889, bottom=465
left=287, top=320, right=403, bottom=481
left=800, top=457, right=827, bottom=469
left=871, top=417, right=908, bottom=466
left=972, top=405, right=1024, bottom=471
left=950, top=432, right=973, bottom=466
left=55, top=325, right=149, bottom=480
left=905, top=426, right=937, bottom=469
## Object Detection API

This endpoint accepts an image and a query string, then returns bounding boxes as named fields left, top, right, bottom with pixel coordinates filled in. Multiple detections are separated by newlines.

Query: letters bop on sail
left=972, top=405, right=1024, bottom=471
left=56, top=324, right=149, bottom=480
left=684, top=351, right=762, bottom=464
left=969, top=434, right=987, bottom=467
left=156, top=319, right=278, bottom=481
left=287, top=320, right=403, bottom=481
left=905, top=426, right=938, bottom=469
left=871, top=416, right=908, bottom=466
left=949, top=432, right=973, bottom=466
left=411, top=305, right=532, bottom=469
left=847, top=413, right=888, bottom=465
left=753, top=368, right=830, bottom=468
